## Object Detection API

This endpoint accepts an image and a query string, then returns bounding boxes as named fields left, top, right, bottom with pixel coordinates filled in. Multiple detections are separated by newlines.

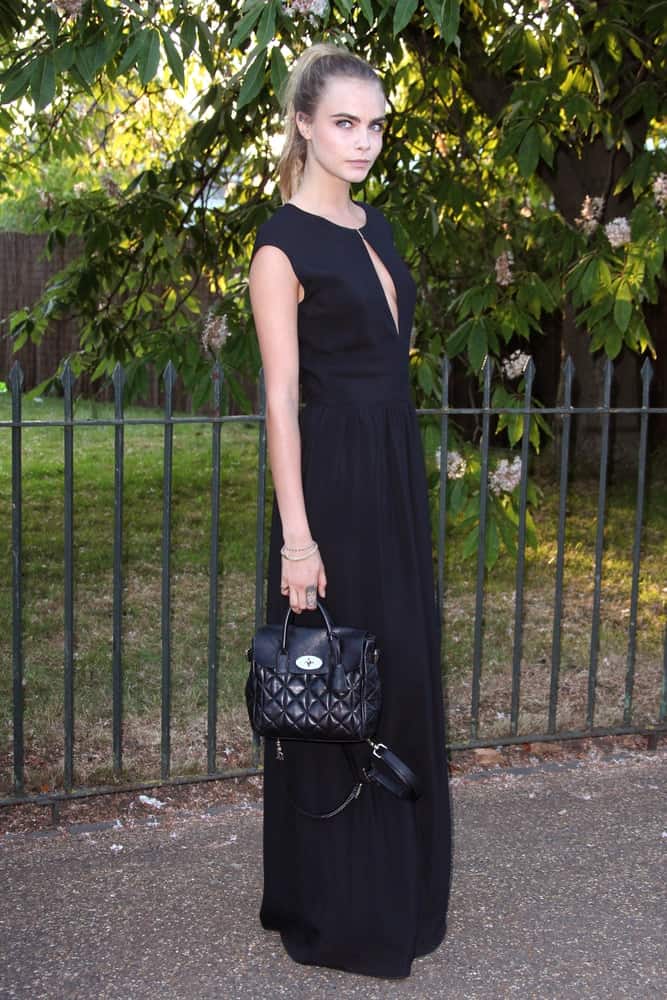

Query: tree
left=1, top=0, right=665, bottom=421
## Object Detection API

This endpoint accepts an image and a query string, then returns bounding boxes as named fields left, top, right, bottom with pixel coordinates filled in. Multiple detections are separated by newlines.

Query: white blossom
left=435, top=447, right=467, bottom=479
left=54, top=0, right=84, bottom=16
left=489, top=456, right=522, bottom=495
left=202, top=311, right=230, bottom=353
left=72, top=181, right=86, bottom=195
left=102, top=175, right=121, bottom=199
left=604, top=216, right=631, bottom=249
left=652, top=173, right=667, bottom=211
left=501, top=350, right=531, bottom=380
left=575, top=195, right=605, bottom=236
left=495, top=250, right=514, bottom=287
left=282, top=0, right=328, bottom=21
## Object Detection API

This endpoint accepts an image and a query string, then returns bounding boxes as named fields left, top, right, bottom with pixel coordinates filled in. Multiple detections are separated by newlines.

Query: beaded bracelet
left=282, top=540, right=316, bottom=552
left=280, top=541, right=319, bottom=561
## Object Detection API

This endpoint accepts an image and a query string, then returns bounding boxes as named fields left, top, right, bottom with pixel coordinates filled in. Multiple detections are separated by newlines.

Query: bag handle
left=280, top=598, right=335, bottom=649
left=278, top=600, right=347, bottom=694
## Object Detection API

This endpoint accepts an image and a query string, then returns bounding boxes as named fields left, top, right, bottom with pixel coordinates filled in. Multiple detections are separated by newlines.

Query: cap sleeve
left=250, top=211, right=304, bottom=285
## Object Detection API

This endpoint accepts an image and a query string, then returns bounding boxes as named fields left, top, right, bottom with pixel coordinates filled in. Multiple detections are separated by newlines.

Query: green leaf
left=424, top=0, right=444, bottom=29
left=137, top=29, right=161, bottom=86
left=485, top=516, right=500, bottom=570
left=237, top=49, right=266, bottom=110
left=461, top=525, right=480, bottom=561
left=417, top=360, right=434, bottom=397
left=30, top=54, right=56, bottom=110
left=448, top=477, right=467, bottom=516
left=392, top=0, right=418, bottom=36
left=75, top=41, right=108, bottom=85
left=467, top=320, right=488, bottom=372
left=161, top=29, right=185, bottom=87
left=270, top=47, right=287, bottom=101
left=442, top=0, right=460, bottom=46
left=181, top=15, right=197, bottom=58
left=43, top=6, right=60, bottom=43
left=605, top=325, right=623, bottom=358
left=496, top=505, right=519, bottom=556
left=446, top=318, right=473, bottom=357
left=613, top=283, right=632, bottom=334
left=358, top=0, right=375, bottom=26
left=1, top=66, right=31, bottom=104
left=231, top=1, right=264, bottom=48
left=517, top=126, right=539, bottom=177
left=197, top=19, right=214, bottom=74
left=256, top=0, right=277, bottom=48
left=116, top=31, right=144, bottom=76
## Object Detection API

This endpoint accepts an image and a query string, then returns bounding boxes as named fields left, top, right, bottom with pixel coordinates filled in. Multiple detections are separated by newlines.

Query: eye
left=371, top=122, right=386, bottom=132
left=335, top=118, right=353, bottom=128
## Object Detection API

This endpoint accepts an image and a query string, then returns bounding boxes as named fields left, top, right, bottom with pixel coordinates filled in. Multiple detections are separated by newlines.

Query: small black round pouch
left=245, top=600, right=381, bottom=742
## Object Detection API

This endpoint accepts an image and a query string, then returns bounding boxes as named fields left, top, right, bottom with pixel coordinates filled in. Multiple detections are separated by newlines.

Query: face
left=296, top=75, right=386, bottom=185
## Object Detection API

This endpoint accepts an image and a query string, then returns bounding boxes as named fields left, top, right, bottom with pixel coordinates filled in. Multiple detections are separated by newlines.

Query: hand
left=280, top=550, right=327, bottom=613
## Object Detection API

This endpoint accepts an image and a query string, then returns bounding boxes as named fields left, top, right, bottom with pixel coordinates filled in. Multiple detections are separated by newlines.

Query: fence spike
left=524, top=355, right=535, bottom=389
left=602, top=355, right=613, bottom=401
left=640, top=355, right=654, bottom=382
left=112, top=362, right=126, bottom=396
left=482, top=353, right=492, bottom=404
left=211, top=360, right=224, bottom=409
left=60, top=359, right=75, bottom=392
left=162, top=360, right=177, bottom=391
left=9, top=360, right=24, bottom=391
left=562, top=355, right=575, bottom=381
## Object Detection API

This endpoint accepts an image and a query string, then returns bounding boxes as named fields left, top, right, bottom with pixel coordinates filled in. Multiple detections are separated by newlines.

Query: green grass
left=1, top=396, right=665, bottom=793
left=0, top=397, right=267, bottom=792
left=435, top=452, right=667, bottom=742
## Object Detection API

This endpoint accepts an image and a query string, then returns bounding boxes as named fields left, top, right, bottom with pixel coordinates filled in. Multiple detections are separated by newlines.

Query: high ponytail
left=277, top=43, right=383, bottom=202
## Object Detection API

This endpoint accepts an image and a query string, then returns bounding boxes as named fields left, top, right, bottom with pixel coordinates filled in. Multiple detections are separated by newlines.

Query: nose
left=355, top=129, right=372, bottom=150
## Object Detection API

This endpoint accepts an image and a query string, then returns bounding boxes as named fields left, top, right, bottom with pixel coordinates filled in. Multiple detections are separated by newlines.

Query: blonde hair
left=277, top=42, right=383, bottom=202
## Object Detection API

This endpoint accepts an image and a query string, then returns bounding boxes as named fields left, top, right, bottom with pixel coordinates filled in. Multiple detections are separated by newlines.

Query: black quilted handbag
left=246, top=601, right=421, bottom=819
left=245, top=600, right=381, bottom=742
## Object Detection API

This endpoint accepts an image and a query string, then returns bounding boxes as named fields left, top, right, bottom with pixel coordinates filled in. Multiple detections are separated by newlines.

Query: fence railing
left=2, top=356, right=666, bottom=807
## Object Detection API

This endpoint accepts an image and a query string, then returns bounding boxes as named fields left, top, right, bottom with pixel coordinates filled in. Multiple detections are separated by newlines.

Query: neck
left=293, top=165, right=356, bottom=218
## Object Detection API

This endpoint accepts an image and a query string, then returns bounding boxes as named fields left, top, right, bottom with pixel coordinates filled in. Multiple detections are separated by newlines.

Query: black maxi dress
left=250, top=200, right=452, bottom=979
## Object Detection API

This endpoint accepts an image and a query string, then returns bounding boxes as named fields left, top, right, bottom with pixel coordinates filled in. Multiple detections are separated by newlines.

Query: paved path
left=1, top=751, right=665, bottom=1000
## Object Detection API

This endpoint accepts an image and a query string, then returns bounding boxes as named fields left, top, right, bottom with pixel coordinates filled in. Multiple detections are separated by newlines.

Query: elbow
left=265, top=391, right=299, bottom=428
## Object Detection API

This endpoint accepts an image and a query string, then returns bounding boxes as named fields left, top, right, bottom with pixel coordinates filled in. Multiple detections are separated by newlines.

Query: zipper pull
left=275, top=738, right=284, bottom=762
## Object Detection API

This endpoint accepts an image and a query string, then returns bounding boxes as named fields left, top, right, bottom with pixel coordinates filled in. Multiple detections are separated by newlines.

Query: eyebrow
left=330, top=112, right=387, bottom=124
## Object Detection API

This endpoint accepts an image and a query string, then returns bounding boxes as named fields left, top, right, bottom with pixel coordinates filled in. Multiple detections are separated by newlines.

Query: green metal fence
left=2, top=356, right=666, bottom=808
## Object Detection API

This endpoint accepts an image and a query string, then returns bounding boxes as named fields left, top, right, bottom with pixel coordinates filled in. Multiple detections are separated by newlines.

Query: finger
left=318, top=567, right=327, bottom=597
left=289, top=587, right=301, bottom=614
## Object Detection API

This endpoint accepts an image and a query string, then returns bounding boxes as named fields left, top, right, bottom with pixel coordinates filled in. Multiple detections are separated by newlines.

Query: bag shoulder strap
left=280, top=739, right=421, bottom=822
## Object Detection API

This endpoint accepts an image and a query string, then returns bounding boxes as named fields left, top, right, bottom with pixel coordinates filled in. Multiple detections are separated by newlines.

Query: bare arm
left=248, top=244, right=326, bottom=612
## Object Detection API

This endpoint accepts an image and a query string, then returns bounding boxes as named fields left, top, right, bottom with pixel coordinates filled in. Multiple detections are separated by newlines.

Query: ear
left=295, top=112, right=311, bottom=140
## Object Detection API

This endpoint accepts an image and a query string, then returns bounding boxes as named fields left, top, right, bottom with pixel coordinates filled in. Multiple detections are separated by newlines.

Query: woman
left=248, top=42, right=452, bottom=979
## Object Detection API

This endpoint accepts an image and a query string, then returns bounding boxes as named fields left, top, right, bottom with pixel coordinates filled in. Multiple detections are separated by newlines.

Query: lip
left=348, top=160, right=371, bottom=166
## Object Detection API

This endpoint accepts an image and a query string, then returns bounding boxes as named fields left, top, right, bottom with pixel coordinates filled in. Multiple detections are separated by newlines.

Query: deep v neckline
left=355, top=229, right=400, bottom=337
left=284, top=201, right=401, bottom=337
